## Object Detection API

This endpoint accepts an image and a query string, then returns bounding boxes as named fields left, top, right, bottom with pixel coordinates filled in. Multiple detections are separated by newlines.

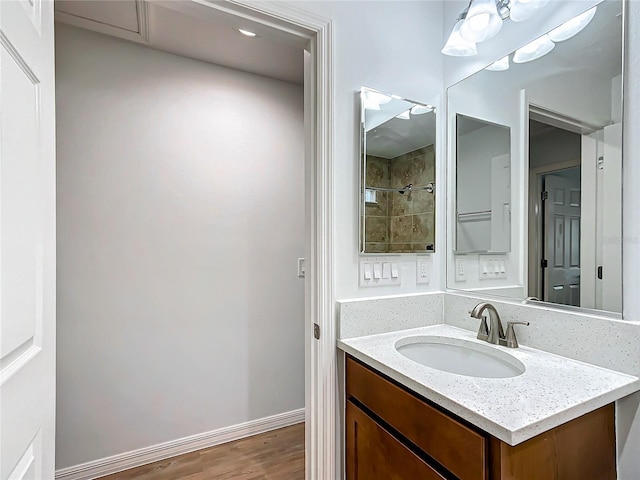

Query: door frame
left=187, top=2, right=336, bottom=479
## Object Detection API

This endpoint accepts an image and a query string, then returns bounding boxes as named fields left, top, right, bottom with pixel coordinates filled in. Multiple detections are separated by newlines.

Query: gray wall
left=55, top=24, right=304, bottom=469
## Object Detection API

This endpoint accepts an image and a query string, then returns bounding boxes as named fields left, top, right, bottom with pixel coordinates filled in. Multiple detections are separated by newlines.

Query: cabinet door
left=346, top=401, right=446, bottom=480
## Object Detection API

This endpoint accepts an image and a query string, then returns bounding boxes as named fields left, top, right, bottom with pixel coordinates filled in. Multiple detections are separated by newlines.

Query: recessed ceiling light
left=237, top=28, right=257, bottom=37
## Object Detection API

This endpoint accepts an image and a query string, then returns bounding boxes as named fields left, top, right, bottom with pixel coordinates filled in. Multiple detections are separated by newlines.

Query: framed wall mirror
left=360, top=87, right=437, bottom=254
left=446, top=0, right=623, bottom=315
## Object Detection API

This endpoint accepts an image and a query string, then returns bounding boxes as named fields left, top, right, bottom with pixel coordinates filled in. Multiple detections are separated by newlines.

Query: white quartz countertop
left=338, top=324, right=640, bottom=445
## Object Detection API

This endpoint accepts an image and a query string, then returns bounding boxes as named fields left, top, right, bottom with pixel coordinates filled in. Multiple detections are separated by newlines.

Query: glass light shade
left=396, top=111, right=411, bottom=120
left=485, top=55, right=510, bottom=71
left=410, top=105, right=434, bottom=115
left=460, top=0, right=503, bottom=43
left=442, top=19, right=477, bottom=56
left=513, top=35, right=555, bottom=63
left=509, top=0, right=546, bottom=22
left=548, top=7, right=597, bottom=42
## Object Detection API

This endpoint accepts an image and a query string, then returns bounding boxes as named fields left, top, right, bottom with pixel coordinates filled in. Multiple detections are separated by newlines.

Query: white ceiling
left=367, top=110, right=437, bottom=159
left=54, top=0, right=305, bottom=85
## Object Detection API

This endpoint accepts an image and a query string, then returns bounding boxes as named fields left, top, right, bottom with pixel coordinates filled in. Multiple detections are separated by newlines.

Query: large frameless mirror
left=360, top=87, right=437, bottom=254
left=446, top=0, right=623, bottom=314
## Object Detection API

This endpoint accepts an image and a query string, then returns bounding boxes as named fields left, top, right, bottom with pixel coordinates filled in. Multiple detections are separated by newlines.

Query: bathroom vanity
left=346, top=356, right=614, bottom=480
left=340, top=324, right=640, bottom=480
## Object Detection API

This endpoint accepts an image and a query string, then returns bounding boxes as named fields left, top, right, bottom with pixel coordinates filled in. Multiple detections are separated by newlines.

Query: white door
left=542, top=169, right=581, bottom=306
left=1, top=1, right=56, bottom=479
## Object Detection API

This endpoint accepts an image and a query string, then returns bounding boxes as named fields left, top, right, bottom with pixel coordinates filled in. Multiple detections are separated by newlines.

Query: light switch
left=494, top=261, right=500, bottom=274
left=483, top=262, right=489, bottom=275
left=363, top=263, right=372, bottom=280
left=382, top=262, right=391, bottom=279
left=359, top=256, right=401, bottom=287
left=373, top=262, right=382, bottom=279
left=499, top=260, right=506, bottom=274
left=391, top=263, right=399, bottom=278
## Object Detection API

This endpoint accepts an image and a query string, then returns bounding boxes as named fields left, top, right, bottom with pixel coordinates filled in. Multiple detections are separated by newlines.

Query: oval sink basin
left=396, top=336, right=525, bottom=378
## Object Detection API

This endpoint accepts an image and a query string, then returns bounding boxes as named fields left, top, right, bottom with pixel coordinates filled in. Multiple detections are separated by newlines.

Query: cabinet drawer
left=347, top=400, right=446, bottom=480
left=346, top=356, right=487, bottom=480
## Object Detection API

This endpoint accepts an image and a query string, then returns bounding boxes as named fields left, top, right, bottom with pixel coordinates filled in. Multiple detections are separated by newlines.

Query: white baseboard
left=55, top=408, right=305, bottom=480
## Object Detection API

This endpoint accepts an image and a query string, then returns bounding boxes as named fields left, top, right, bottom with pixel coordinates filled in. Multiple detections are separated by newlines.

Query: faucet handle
left=474, top=315, right=489, bottom=342
left=503, top=321, right=530, bottom=348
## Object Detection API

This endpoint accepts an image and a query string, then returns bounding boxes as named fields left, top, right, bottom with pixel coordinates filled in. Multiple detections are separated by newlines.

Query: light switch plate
left=478, top=254, right=508, bottom=280
left=360, top=256, right=401, bottom=287
left=454, top=256, right=467, bottom=282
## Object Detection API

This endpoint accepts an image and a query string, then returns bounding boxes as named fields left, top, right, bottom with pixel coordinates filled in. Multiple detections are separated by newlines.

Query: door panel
left=0, top=1, right=56, bottom=479
left=543, top=170, right=581, bottom=307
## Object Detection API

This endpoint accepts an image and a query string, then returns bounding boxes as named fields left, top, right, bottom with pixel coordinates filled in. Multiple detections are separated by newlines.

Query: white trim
left=54, top=0, right=150, bottom=45
left=222, top=3, right=336, bottom=480
left=54, top=409, right=305, bottom=480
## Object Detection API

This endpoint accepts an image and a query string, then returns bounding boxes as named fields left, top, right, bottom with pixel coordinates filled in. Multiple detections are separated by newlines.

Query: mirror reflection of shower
left=360, top=87, right=438, bottom=254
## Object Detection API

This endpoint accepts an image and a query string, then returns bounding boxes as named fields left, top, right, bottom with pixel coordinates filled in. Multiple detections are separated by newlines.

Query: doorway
left=49, top=2, right=334, bottom=480
left=527, top=110, right=622, bottom=313
left=528, top=118, right=582, bottom=305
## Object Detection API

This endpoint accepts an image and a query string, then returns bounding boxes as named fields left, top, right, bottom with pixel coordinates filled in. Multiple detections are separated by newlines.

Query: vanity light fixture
left=485, top=55, right=510, bottom=71
left=548, top=6, right=597, bottom=42
left=460, top=0, right=503, bottom=43
left=513, top=34, right=555, bottom=63
left=444, top=2, right=598, bottom=58
left=441, top=17, right=478, bottom=57
left=237, top=28, right=257, bottom=37
left=442, top=0, right=547, bottom=57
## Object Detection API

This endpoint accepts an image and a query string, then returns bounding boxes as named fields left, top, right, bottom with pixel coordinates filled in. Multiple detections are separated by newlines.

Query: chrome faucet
left=469, top=302, right=529, bottom=348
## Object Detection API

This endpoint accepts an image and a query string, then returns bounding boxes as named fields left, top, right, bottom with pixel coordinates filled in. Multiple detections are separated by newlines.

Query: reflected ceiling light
left=410, top=105, right=434, bottom=115
left=365, top=90, right=392, bottom=105
left=509, top=0, right=549, bottom=22
left=237, top=28, right=257, bottom=37
left=363, top=98, right=380, bottom=111
left=485, top=55, right=510, bottom=71
left=442, top=18, right=478, bottom=57
left=395, top=111, right=411, bottom=120
left=548, top=6, right=597, bottom=42
left=513, top=35, right=555, bottom=63
left=460, top=0, right=503, bottom=43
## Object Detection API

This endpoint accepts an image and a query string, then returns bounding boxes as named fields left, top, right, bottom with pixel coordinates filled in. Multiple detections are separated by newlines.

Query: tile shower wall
left=365, top=145, right=435, bottom=253
left=364, top=155, right=390, bottom=253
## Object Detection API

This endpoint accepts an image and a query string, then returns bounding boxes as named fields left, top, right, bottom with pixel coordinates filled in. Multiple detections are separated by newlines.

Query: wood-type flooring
left=98, top=423, right=305, bottom=480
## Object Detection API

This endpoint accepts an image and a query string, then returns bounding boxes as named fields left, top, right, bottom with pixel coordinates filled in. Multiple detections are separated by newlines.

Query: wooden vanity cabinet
left=345, top=355, right=616, bottom=480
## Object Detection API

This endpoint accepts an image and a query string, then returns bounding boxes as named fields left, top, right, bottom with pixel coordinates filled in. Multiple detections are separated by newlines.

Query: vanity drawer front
left=347, top=400, right=447, bottom=480
left=346, top=356, right=487, bottom=480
